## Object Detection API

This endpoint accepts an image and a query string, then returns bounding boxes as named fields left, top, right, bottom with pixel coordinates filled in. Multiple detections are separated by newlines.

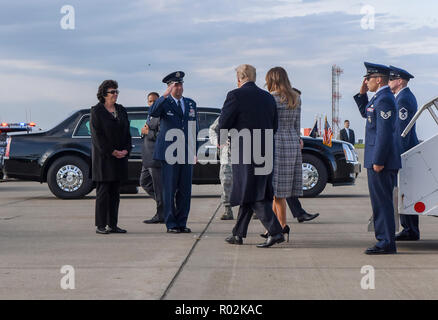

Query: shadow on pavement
left=315, top=194, right=370, bottom=198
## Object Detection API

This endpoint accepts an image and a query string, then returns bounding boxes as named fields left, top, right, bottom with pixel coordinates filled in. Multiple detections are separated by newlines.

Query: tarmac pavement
left=1, top=150, right=438, bottom=300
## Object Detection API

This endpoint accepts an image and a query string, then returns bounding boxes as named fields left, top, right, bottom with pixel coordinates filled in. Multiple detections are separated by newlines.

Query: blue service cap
left=363, top=62, right=391, bottom=77
left=162, top=71, right=185, bottom=84
left=389, top=65, right=414, bottom=80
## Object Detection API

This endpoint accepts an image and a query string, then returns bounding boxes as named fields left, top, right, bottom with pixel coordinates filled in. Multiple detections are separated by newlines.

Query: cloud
left=376, top=37, right=438, bottom=57
left=0, top=58, right=111, bottom=77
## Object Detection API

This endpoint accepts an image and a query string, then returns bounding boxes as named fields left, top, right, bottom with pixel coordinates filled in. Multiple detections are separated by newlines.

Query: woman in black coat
left=90, top=80, right=132, bottom=234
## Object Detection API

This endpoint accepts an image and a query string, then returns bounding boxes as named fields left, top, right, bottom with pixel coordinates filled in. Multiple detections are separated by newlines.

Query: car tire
left=47, top=156, right=93, bottom=199
left=302, top=153, right=328, bottom=198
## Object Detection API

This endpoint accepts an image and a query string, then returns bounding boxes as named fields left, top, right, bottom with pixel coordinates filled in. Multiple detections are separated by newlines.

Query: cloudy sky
left=1, top=0, right=437, bottom=140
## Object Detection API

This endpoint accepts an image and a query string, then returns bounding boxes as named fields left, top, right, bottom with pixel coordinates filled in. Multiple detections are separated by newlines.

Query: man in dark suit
left=141, top=92, right=164, bottom=224
left=287, top=197, right=319, bottom=223
left=219, top=64, right=284, bottom=248
left=389, top=65, right=420, bottom=241
left=354, top=62, right=401, bottom=254
left=148, top=71, right=198, bottom=234
left=340, top=120, right=355, bottom=145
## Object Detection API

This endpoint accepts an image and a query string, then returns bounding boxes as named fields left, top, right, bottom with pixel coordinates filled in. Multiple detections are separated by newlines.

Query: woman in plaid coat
left=266, top=67, right=303, bottom=238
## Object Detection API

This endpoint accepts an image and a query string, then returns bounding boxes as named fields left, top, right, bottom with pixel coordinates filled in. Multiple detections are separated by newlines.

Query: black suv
left=3, top=107, right=360, bottom=198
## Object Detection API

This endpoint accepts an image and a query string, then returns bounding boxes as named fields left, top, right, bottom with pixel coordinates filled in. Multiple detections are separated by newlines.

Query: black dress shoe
left=143, top=215, right=165, bottom=224
left=297, top=213, right=320, bottom=223
left=107, top=226, right=127, bottom=233
left=179, top=227, right=192, bottom=233
left=225, top=235, right=243, bottom=245
left=220, top=209, right=234, bottom=220
left=256, top=233, right=285, bottom=248
left=395, top=232, right=419, bottom=241
left=96, top=227, right=109, bottom=234
left=364, top=246, right=396, bottom=255
left=167, top=228, right=181, bottom=234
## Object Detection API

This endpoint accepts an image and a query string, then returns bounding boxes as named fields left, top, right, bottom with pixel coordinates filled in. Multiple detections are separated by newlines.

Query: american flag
left=323, top=116, right=333, bottom=147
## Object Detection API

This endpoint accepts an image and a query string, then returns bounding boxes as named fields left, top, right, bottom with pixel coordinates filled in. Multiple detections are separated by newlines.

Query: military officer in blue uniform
left=148, top=71, right=198, bottom=233
left=389, top=65, right=420, bottom=241
left=354, top=62, right=401, bottom=254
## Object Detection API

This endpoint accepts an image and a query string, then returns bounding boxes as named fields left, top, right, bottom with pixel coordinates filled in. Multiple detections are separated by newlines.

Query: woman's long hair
left=265, top=67, right=299, bottom=109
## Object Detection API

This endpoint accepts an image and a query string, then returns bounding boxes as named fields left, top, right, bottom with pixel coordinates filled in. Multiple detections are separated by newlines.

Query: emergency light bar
left=0, top=122, right=37, bottom=133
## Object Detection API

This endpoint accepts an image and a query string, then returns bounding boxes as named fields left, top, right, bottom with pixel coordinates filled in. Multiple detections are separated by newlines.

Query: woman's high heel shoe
left=260, top=232, right=269, bottom=239
left=282, top=225, right=290, bottom=242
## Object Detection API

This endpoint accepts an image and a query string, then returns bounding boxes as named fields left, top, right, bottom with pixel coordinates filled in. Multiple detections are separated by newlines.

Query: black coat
left=218, top=82, right=278, bottom=206
left=340, top=128, right=355, bottom=145
left=141, top=116, right=161, bottom=168
left=90, top=103, right=132, bottom=182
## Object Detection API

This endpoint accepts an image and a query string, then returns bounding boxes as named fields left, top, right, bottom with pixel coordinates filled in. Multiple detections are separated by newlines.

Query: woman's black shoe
left=260, top=232, right=269, bottom=239
left=282, top=225, right=290, bottom=242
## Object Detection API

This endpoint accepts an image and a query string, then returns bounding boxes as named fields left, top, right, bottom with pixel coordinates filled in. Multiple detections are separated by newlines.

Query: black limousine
left=2, top=107, right=360, bottom=199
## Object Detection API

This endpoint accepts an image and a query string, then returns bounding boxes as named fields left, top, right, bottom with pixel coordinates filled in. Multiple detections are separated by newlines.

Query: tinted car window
left=128, top=112, right=148, bottom=138
left=75, top=111, right=217, bottom=137
left=74, top=116, right=90, bottom=136
left=198, top=112, right=219, bottom=131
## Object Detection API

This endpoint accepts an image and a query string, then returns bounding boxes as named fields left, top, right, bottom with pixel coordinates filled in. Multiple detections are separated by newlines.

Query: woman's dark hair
left=97, top=80, right=118, bottom=103
left=147, top=92, right=159, bottom=98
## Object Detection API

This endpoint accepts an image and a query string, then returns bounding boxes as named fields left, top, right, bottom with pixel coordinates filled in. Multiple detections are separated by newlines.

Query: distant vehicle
left=3, top=107, right=360, bottom=199
left=1, top=122, right=37, bottom=180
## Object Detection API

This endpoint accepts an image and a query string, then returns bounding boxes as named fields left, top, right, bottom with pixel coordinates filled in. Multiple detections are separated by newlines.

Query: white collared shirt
left=376, top=85, right=389, bottom=94
left=345, top=128, right=350, bottom=139
left=371, top=85, right=389, bottom=100
left=171, top=95, right=185, bottom=114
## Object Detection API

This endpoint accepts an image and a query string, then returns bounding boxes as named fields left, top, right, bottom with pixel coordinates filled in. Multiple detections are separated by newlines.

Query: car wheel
left=302, top=153, right=328, bottom=198
left=47, top=156, right=93, bottom=199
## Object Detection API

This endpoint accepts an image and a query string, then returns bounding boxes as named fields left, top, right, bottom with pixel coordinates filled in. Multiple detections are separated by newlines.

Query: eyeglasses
left=389, top=77, right=401, bottom=81
left=365, top=75, right=380, bottom=81
left=107, top=90, right=119, bottom=95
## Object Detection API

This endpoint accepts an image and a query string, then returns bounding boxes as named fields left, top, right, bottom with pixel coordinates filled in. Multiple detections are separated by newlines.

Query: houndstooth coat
left=272, top=91, right=303, bottom=198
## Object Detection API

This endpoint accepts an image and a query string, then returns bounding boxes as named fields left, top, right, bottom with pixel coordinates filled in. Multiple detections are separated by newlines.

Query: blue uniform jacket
left=148, top=95, right=199, bottom=162
left=354, top=86, right=401, bottom=170
left=395, top=87, right=419, bottom=154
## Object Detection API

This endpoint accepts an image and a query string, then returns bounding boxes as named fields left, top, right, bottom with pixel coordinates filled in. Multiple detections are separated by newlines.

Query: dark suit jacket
left=141, top=115, right=161, bottom=168
left=218, top=81, right=278, bottom=206
left=148, top=95, right=198, bottom=163
left=90, top=103, right=132, bottom=182
left=340, top=128, right=355, bottom=145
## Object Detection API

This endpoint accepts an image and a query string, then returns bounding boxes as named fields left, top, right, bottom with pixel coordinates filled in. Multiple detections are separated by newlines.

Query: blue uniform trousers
left=367, top=168, right=397, bottom=251
left=161, top=161, right=193, bottom=229
left=400, top=215, right=420, bottom=238
left=395, top=174, right=420, bottom=238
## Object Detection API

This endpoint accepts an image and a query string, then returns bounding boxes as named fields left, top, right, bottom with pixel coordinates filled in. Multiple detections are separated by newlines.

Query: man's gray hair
left=236, top=64, right=256, bottom=82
